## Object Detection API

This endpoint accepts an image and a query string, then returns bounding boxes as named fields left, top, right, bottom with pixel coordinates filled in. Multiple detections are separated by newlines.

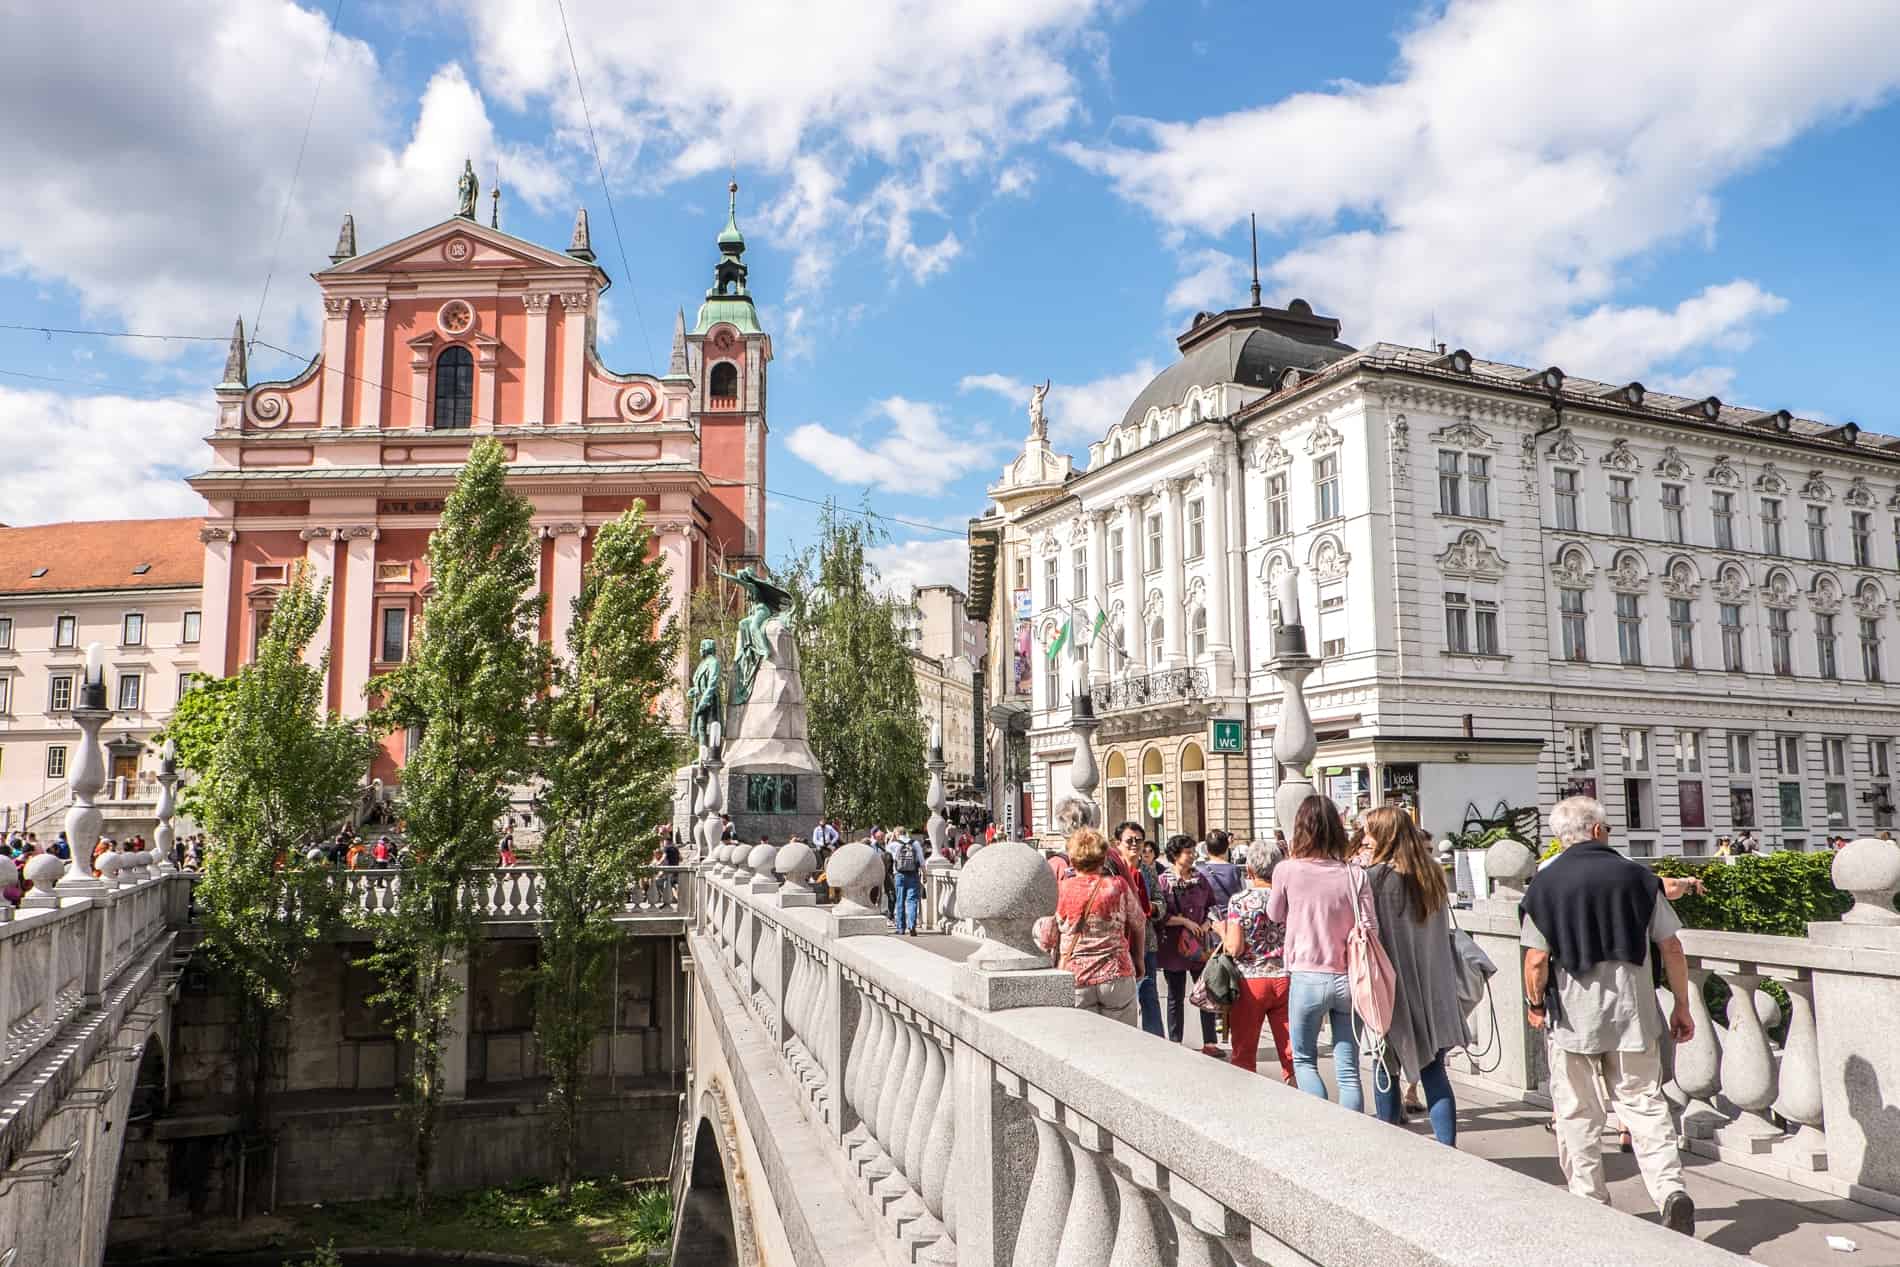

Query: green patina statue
left=720, top=566, right=792, bottom=706
left=689, top=638, right=723, bottom=750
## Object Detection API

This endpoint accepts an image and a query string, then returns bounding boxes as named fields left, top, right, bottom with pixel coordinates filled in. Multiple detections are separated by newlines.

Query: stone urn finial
left=746, top=842, right=780, bottom=894
left=824, top=842, right=883, bottom=916
left=777, top=841, right=818, bottom=897
left=20, top=854, right=66, bottom=910
left=1835, top=837, right=1900, bottom=926
left=1485, top=838, right=1538, bottom=902
left=956, top=841, right=1058, bottom=970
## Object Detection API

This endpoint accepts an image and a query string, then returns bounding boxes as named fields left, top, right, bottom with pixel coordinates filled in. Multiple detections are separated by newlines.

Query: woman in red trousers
left=1221, top=846, right=1294, bottom=1081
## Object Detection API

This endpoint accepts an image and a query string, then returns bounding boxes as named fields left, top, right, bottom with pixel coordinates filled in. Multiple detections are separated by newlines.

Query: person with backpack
left=1197, top=829, right=1244, bottom=919
left=1267, top=795, right=1375, bottom=1111
left=1363, top=806, right=1465, bottom=1145
left=888, top=827, right=925, bottom=936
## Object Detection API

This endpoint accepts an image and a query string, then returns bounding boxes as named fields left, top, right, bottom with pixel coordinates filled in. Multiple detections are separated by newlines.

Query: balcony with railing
left=1090, top=666, right=1209, bottom=713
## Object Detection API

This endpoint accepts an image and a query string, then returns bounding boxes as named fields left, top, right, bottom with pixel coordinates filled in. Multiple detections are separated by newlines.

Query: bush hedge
left=1650, top=851, right=1852, bottom=937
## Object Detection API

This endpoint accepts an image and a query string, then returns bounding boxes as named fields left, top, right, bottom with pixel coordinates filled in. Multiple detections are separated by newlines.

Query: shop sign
left=1145, top=785, right=1164, bottom=819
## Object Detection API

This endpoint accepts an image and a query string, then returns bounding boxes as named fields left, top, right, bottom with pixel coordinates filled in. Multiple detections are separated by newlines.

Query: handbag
left=1448, top=914, right=1497, bottom=1016
left=1167, top=874, right=1212, bottom=964
left=1189, top=949, right=1240, bottom=1012
left=1346, top=864, right=1398, bottom=1037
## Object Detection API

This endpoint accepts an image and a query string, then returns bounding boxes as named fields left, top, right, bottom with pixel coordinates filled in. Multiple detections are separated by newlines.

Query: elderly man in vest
left=1520, top=795, right=1697, bottom=1236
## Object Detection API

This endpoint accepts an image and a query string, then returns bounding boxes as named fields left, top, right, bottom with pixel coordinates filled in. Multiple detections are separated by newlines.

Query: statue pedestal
left=721, top=619, right=826, bottom=842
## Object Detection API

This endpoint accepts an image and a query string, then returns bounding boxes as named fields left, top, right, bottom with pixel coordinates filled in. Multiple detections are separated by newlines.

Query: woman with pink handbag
left=1266, top=796, right=1383, bottom=1111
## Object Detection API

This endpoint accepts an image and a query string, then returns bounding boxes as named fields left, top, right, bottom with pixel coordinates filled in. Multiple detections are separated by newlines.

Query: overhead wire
left=0, top=322, right=969, bottom=541
left=552, top=0, right=655, bottom=369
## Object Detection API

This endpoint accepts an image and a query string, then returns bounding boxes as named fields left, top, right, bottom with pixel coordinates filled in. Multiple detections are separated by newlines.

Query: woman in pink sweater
left=1266, top=795, right=1376, bottom=1111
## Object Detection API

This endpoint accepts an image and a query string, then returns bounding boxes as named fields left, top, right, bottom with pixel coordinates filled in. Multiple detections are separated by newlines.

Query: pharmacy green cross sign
left=1210, top=718, right=1246, bottom=753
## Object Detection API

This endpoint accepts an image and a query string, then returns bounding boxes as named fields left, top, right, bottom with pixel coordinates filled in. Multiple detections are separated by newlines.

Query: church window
left=709, top=361, right=739, bottom=404
left=432, top=346, right=474, bottom=430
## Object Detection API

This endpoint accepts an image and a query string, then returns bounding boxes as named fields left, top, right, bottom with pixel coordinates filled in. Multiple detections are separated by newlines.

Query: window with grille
left=1616, top=593, right=1643, bottom=665
left=1712, top=492, right=1735, bottom=550
left=1554, top=470, right=1579, bottom=531
left=49, top=673, right=73, bottom=712
left=46, top=745, right=67, bottom=779
left=1719, top=604, right=1744, bottom=671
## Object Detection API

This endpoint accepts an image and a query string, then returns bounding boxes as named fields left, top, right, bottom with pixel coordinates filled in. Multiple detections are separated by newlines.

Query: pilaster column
left=559, top=291, right=590, bottom=425
left=1086, top=511, right=1109, bottom=684
left=339, top=526, right=378, bottom=718
left=1121, top=501, right=1143, bottom=672
left=359, top=298, right=388, bottom=430
left=408, top=338, right=431, bottom=430
left=300, top=528, right=337, bottom=671
left=473, top=335, right=499, bottom=433
left=1159, top=479, right=1186, bottom=667
left=521, top=293, right=551, bottom=427
left=1202, top=452, right=1234, bottom=691
left=199, top=525, right=236, bottom=677
left=549, top=523, right=586, bottom=663
left=320, top=297, right=350, bottom=431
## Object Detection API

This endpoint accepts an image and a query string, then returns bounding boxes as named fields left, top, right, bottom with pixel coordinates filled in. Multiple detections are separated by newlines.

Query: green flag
left=1089, top=605, right=1108, bottom=645
left=1046, top=616, right=1071, bottom=663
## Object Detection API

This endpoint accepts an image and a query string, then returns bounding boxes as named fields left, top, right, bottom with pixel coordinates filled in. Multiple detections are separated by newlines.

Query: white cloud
left=960, top=361, right=1162, bottom=444
left=785, top=396, right=1005, bottom=493
left=0, top=4, right=566, bottom=356
left=1650, top=367, right=1739, bottom=401
left=995, top=163, right=1037, bottom=198
left=1066, top=1, right=1900, bottom=370
left=1166, top=249, right=1241, bottom=314
left=463, top=0, right=1109, bottom=292
left=1536, top=281, right=1787, bottom=384
left=868, top=537, right=970, bottom=596
left=0, top=386, right=206, bottom=523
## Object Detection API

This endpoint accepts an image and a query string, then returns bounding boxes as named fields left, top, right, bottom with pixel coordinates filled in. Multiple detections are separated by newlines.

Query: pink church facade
left=189, top=182, right=769, bottom=784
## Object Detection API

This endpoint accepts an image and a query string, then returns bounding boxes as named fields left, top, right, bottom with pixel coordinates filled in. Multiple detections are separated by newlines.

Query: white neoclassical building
left=977, top=294, right=1900, bottom=856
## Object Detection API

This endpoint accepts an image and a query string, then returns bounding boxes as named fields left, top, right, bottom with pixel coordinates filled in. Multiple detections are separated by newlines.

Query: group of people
left=1031, top=794, right=1706, bottom=1238
left=1, top=828, right=205, bottom=905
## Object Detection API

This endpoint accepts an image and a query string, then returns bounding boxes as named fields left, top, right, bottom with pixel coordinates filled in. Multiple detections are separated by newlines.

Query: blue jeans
left=1136, top=946, right=1163, bottom=1037
left=1374, top=1048, right=1457, bottom=1146
left=1288, top=970, right=1363, bottom=1111
left=892, top=872, right=922, bottom=933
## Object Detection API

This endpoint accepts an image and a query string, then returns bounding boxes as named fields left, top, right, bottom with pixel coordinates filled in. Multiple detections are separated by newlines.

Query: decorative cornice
left=198, top=526, right=236, bottom=544
left=521, top=292, right=553, bottom=313
left=1371, top=380, right=1546, bottom=425
left=558, top=291, right=590, bottom=311
left=340, top=525, right=378, bottom=541
left=298, top=527, right=333, bottom=541
left=1600, top=439, right=1641, bottom=473
left=1427, top=417, right=1496, bottom=451
left=359, top=297, right=389, bottom=316
left=1436, top=529, right=1507, bottom=579
left=323, top=297, right=351, bottom=317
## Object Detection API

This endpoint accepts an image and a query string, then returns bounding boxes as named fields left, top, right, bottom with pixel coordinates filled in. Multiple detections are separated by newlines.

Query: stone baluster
left=1104, top=1144, right=1170, bottom=1267
left=57, top=643, right=112, bottom=901
left=1712, top=966, right=1781, bottom=1150
left=1673, top=965, right=1725, bottom=1139
left=153, top=740, right=178, bottom=874
left=1772, top=976, right=1827, bottom=1170
left=874, top=1006, right=916, bottom=1185
left=1808, top=837, right=1900, bottom=1192
left=1054, top=1109, right=1116, bottom=1267
left=857, top=996, right=898, bottom=1181
left=919, top=1034, right=956, bottom=1237
left=841, top=976, right=872, bottom=1130
left=1012, top=1089, right=1073, bottom=1266
left=1161, top=1174, right=1246, bottom=1267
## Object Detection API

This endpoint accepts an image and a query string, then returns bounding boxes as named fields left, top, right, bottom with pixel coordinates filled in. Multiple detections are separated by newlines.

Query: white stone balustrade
left=331, top=865, right=692, bottom=920
left=690, top=843, right=1739, bottom=1265
left=1459, top=836, right=1900, bottom=1213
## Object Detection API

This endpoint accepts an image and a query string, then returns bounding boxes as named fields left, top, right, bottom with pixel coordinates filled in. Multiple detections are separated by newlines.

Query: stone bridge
left=0, top=860, right=695, bottom=1265
left=678, top=839, right=1900, bottom=1267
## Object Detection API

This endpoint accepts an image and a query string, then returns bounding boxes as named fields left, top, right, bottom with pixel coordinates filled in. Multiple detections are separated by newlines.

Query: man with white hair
left=1520, top=796, right=1697, bottom=1236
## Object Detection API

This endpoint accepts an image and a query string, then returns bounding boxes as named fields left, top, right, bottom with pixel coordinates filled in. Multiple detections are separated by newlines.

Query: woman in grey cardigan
left=1362, top=806, right=1467, bottom=1145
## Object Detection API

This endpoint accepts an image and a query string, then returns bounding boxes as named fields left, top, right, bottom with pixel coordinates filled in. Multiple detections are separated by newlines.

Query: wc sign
left=1210, top=718, right=1246, bottom=753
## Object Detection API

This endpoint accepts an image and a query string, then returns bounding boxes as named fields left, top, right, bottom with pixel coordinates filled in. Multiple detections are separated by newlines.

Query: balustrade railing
left=335, top=865, right=691, bottom=920
left=1089, top=666, right=1208, bottom=712
left=690, top=841, right=1737, bottom=1266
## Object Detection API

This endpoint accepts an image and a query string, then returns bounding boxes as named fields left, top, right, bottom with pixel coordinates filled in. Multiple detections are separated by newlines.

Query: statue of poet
left=689, top=638, right=723, bottom=750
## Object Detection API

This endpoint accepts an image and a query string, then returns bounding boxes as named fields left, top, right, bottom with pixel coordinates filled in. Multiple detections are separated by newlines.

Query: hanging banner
left=1012, top=589, right=1034, bottom=695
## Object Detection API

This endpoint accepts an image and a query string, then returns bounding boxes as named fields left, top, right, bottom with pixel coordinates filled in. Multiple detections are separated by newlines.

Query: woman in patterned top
left=1221, top=845, right=1294, bottom=1080
left=1034, top=828, right=1146, bottom=1024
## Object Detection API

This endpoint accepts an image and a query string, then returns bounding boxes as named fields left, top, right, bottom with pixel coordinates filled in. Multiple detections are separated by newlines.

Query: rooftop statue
left=1027, top=379, right=1051, bottom=441
left=720, top=566, right=793, bottom=706
left=456, top=158, right=479, bottom=220
left=689, top=638, right=723, bottom=749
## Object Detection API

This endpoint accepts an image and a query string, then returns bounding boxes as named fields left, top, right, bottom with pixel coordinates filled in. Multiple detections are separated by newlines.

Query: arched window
left=1190, top=607, right=1208, bottom=659
left=709, top=361, right=738, bottom=403
left=432, top=346, right=473, bottom=430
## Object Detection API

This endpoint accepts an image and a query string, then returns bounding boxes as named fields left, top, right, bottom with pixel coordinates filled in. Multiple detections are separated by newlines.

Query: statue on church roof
left=1028, top=379, right=1052, bottom=442
left=456, top=158, right=479, bottom=220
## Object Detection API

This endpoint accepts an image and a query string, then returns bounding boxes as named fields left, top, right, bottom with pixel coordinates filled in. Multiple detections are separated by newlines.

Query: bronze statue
left=719, top=565, right=792, bottom=705
left=689, top=638, right=723, bottom=749
left=456, top=159, right=479, bottom=220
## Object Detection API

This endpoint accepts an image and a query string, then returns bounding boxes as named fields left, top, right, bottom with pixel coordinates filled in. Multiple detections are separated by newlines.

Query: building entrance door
left=111, top=753, right=139, bottom=790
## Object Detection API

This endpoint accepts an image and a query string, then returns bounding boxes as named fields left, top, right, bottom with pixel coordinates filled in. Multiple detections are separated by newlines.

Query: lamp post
left=1268, top=574, right=1321, bottom=830
left=1066, top=688, right=1100, bottom=831
left=153, top=739, right=179, bottom=874
left=926, top=720, right=950, bottom=861
left=57, top=642, right=112, bottom=896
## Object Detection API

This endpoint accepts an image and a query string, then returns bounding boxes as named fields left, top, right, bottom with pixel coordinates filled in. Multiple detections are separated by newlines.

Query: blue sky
left=3, top=1, right=1898, bottom=594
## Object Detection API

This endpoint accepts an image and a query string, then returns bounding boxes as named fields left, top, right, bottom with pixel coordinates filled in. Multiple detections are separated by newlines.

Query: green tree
left=531, top=506, right=682, bottom=1198
left=788, top=504, right=927, bottom=828
left=365, top=438, right=546, bottom=1213
left=155, top=671, right=240, bottom=820
left=188, top=563, right=373, bottom=1150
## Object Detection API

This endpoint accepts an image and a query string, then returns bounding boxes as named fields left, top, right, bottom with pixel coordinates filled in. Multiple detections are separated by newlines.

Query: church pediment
left=322, top=218, right=601, bottom=278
